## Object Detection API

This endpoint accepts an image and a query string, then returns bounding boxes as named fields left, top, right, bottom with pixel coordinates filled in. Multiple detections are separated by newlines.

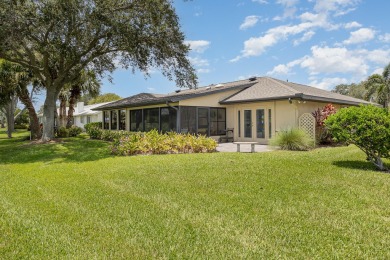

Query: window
left=103, top=111, right=109, bottom=129
left=144, top=108, right=159, bottom=132
left=180, top=107, right=197, bottom=134
left=256, top=109, right=265, bottom=138
left=80, top=116, right=85, bottom=124
left=87, top=116, right=91, bottom=124
left=244, top=110, right=252, bottom=138
left=238, top=110, right=241, bottom=138
left=268, top=109, right=272, bottom=138
left=130, top=109, right=143, bottom=131
left=119, top=110, right=126, bottom=130
left=111, top=110, right=118, bottom=130
left=160, top=107, right=177, bottom=132
left=210, top=108, right=226, bottom=136
left=197, top=108, right=209, bottom=135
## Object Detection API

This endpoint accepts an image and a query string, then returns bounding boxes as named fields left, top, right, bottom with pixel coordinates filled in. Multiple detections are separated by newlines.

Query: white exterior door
left=238, top=107, right=269, bottom=143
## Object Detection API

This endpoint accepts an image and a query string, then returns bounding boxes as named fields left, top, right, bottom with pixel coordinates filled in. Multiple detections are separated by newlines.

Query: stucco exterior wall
left=296, top=101, right=343, bottom=116
left=179, top=89, right=240, bottom=107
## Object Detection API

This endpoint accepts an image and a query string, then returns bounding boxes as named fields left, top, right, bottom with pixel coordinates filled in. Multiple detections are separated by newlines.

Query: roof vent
left=175, top=89, right=181, bottom=93
left=248, top=77, right=257, bottom=82
left=215, top=84, right=224, bottom=88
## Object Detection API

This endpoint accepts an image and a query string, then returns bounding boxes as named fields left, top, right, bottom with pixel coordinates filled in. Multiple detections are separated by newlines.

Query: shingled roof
left=94, top=77, right=374, bottom=110
left=220, top=77, right=373, bottom=106
left=93, top=79, right=256, bottom=110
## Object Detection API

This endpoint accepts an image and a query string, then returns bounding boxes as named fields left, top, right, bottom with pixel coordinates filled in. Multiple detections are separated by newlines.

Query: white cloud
left=379, top=33, right=390, bottom=43
left=310, top=77, right=348, bottom=90
left=293, top=31, right=315, bottom=46
left=300, top=45, right=369, bottom=76
left=184, top=40, right=210, bottom=53
left=197, top=68, right=211, bottom=74
left=240, top=16, right=260, bottom=30
left=252, top=0, right=268, bottom=4
left=344, top=21, right=362, bottom=29
left=371, top=67, right=384, bottom=75
left=343, top=28, right=376, bottom=45
left=314, top=0, right=360, bottom=14
left=268, top=45, right=390, bottom=84
left=188, top=57, right=209, bottom=67
left=364, top=49, right=390, bottom=65
left=267, top=58, right=304, bottom=75
left=273, top=0, right=299, bottom=20
left=231, top=22, right=314, bottom=61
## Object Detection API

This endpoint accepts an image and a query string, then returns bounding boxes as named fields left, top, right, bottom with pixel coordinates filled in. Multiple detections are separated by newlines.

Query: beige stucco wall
left=296, top=101, right=343, bottom=115
left=226, top=100, right=345, bottom=144
left=179, top=90, right=239, bottom=107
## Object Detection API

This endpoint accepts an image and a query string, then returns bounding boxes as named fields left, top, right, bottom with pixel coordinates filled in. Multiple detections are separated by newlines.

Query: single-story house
left=38, top=101, right=112, bottom=129
left=73, top=102, right=113, bottom=129
left=93, top=77, right=373, bottom=144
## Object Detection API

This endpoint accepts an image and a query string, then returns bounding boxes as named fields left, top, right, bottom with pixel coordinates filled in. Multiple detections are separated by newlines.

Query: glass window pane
left=119, top=110, right=126, bottom=130
left=238, top=110, right=241, bottom=137
left=268, top=109, right=272, bottom=138
left=144, top=108, right=159, bottom=132
left=103, top=111, right=110, bottom=130
left=197, top=108, right=209, bottom=135
left=160, top=107, right=177, bottom=133
left=180, top=107, right=197, bottom=134
left=256, top=109, right=265, bottom=138
left=130, top=110, right=143, bottom=131
left=218, top=109, right=226, bottom=121
left=244, top=110, right=252, bottom=138
left=111, top=110, right=117, bottom=130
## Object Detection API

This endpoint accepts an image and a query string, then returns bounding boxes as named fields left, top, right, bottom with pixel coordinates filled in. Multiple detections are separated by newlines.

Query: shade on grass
left=0, top=130, right=389, bottom=259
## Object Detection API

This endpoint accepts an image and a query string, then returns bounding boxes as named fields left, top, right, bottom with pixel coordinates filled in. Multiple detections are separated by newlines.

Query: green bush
left=68, top=126, right=83, bottom=137
left=325, top=105, right=390, bottom=171
left=57, top=126, right=69, bottom=138
left=14, top=124, right=28, bottom=129
left=111, top=129, right=217, bottom=156
left=270, top=128, right=314, bottom=151
left=84, top=122, right=102, bottom=132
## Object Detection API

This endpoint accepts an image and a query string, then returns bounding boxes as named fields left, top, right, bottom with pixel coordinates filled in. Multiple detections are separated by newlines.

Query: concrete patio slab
left=216, top=143, right=272, bottom=153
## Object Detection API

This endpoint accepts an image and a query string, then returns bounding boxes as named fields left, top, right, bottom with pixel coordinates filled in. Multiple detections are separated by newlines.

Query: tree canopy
left=88, top=93, right=121, bottom=105
left=0, top=0, right=197, bottom=140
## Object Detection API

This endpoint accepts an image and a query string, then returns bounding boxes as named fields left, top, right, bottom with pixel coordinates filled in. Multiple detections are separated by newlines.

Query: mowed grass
left=0, top=130, right=389, bottom=259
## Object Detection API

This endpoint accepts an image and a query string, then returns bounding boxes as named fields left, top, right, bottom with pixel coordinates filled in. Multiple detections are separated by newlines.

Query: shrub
left=325, top=105, right=390, bottom=171
left=14, top=124, right=28, bottom=129
left=270, top=128, right=314, bottom=151
left=312, top=104, right=337, bottom=144
left=84, top=122, right=102, bottom=132
left=57, top=126, right=69, bottom=138
left=68, top=126, right=83, bottom=137
left=111, top=130, right=218, bottom=156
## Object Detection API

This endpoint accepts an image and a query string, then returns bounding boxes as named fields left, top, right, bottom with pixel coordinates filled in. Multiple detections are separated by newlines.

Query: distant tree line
left=332, top=62, right=390, bottom=108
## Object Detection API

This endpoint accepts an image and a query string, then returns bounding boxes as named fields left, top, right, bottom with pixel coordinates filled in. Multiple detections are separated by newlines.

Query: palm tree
left=66, top=70, right=100, bottom=128
left=0, top=59, right=42, bottom=139
left=365, top=63, right=390, bottom=108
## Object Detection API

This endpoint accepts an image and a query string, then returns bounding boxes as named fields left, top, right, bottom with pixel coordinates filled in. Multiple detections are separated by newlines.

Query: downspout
left=166, top=101, right=180, bottom=133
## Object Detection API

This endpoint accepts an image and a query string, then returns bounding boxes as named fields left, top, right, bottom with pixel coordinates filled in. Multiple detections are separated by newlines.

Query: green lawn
left=0, top=129, right=389, bottom=259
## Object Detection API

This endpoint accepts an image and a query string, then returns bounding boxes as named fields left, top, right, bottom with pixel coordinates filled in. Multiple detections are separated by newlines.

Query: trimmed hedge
left=111, top=129, right=217, bottom=156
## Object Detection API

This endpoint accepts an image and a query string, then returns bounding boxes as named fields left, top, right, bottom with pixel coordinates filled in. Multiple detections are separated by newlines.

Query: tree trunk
left=66, top=86, right=81, bottom=128
left=58, top=94, right=67, bottom=128
left=5, top=96, right=16, bottom=138
left=42, top=87, right=59, bottom=141
left=17, top=86, right=41, bottom=140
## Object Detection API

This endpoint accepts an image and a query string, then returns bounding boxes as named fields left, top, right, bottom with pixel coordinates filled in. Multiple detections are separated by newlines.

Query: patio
left=216, top=143, right=272, bottom=153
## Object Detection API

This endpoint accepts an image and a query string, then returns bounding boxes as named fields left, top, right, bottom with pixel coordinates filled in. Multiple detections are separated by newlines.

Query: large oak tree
left=0, top=0, right=197, bottom=140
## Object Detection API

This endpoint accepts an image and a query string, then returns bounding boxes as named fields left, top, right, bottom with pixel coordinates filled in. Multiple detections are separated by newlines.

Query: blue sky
left=36, top=0, right=390, bottom=106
